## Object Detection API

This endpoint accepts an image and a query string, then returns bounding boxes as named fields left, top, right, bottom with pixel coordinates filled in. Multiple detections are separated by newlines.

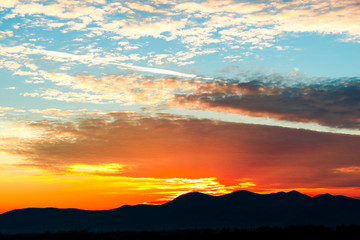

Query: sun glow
left=0, top=159, right=260, bottom=213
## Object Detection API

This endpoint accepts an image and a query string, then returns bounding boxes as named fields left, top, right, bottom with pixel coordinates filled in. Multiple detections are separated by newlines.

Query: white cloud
left=3, top=0, right=359, bottom=53
left=119, top=64, right=197, bottom=78
left=1, top=60, right=21, bottom=70
left=5, top=86, right=16, bottom=90
left=0, top=0, right=18, bottom=8
left=101, top=17, right=187, bottom=40
left=0, top=31, right=13, bottom=39
left=14, top=69, right=38, bottom=76
left=24, top=71, right=203, bottom=105
left=175, top=1, right=265, bottom=14
left=37, top=48, right=197, bottom=78
left=126, top=2, right=161, bottom=13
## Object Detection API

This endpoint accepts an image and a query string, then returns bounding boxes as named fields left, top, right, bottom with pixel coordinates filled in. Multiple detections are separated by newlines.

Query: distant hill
left=1, top=190, right=360, bottom=234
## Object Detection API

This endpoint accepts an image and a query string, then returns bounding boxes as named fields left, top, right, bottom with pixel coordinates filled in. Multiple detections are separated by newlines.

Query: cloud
left=4, top=112, right=360, bottom=190
left=175, top=1, right=266, bottom=14
left=21, top=66, right=360, bottom=132
left=269, top=0, right=360, bottom=43
left=0, top=60, right=21, bottom=71
left=23, top=71, right=200, bottom=105
left=334, top=166, right=360, bottom=174
left=171, top=0, right=360, bottom=47
left=125, top=2, right=163, bottom=13
left=8, top=1, right=106, bottom=23
left=65, top=163, right=126, bottom=174
left=24, top=88, right=119, bottom=104
left=5, top=0, right=359, bottom=52
left=5, top=86, right=16, bottom=90
left=0, top=106, right=106, bottom=123
left=1, top=0, right=359, bottom=78
left=29, top=108, right=76, bottom=117
left=119, top=64, right=197, bottom=78
left=0, top=0, right=18, bottom=8
left=37, top=49, right=197, bottom=78
left=1, top=39, right=353, bottom=133
left=175, top=76, right=360, bottom=130
left=0, top=31, right=13, bottom=39
left=101, top=17, right=188, bottom=40
left=0, top=43, right=200, bottom=83
left=0, top=106, right=15, bottom=112
left=148, top=49, right=218, bottom=66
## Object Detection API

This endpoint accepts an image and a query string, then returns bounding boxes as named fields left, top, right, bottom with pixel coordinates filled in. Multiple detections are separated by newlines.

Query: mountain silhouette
left=0, top=190, right=359, bottom=234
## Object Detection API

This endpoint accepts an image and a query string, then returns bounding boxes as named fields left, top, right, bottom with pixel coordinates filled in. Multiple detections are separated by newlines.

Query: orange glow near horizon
left=0, top=162, right=359, bottom=214
left=0, top=164, right=257, bottom=214
left=1, top=114, right=360, bottom=214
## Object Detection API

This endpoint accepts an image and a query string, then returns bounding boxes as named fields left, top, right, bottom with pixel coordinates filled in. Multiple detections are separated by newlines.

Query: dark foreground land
left=2, top=191, right=360, bottom=234
left=1, top=225, right=360, bottom=240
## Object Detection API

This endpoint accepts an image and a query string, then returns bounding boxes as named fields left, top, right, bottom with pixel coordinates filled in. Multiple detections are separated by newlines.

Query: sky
left=0, top=0, right=360, bottom=213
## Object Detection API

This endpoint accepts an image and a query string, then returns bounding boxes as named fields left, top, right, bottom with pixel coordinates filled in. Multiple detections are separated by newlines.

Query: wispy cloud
left=38, top=49, right=198, bottom=78
left=23, top=71, right=200, bottom=105
left=20, top=64, right=360, bottom=132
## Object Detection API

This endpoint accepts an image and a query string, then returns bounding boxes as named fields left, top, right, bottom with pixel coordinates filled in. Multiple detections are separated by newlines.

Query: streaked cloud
left=20, top=67, right=360, bottom=132
left=36, top=48, right=198, bottom=78
left=65, top=163, right=126, bottom=174
left=24, top=71, right=199, bottom=105
left=333, top=166, right=360, bottom=174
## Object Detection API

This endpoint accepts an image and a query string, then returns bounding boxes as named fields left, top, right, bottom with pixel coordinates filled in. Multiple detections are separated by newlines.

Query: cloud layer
left=4, top=112, right=360, bottom=190
left=16, top=69, right=360, bottom=131
left=3, top=0, right=360, bottom=46
left=175, top=76, right=360, bottom=129
left=1, top=0, right=360, bottom=75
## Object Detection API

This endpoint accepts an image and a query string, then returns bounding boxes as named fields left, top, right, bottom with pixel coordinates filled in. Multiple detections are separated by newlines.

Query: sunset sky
left=0, top=0, right=360, bottom=213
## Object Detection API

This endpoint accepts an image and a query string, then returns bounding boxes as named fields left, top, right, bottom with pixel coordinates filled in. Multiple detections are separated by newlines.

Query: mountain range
left=1, top=190, right=359, bottom=234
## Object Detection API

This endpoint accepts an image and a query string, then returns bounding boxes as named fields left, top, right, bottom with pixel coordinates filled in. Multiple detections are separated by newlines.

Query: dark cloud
left=175, top=77, right=360, bottom=129
left=6, top=112, right=360, bottom=189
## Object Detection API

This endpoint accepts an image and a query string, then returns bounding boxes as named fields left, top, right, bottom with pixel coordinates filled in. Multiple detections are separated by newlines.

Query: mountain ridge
left=1, top=190, right=359, bottom=234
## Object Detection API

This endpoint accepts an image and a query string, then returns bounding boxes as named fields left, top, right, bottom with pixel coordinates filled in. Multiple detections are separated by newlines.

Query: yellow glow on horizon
left=0, top=151, right=28, bottom=165
left=0, top=163, right=257, bottom=213
left=0, top=161, right=359, bottom=214
left=238, top=182, right=256, bottom=188
left=66, top=163, right=125, bottom=174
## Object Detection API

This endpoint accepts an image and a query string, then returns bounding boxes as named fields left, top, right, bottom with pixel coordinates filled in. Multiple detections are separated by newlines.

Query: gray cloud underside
left=176, top=77, right=360, bottom=129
